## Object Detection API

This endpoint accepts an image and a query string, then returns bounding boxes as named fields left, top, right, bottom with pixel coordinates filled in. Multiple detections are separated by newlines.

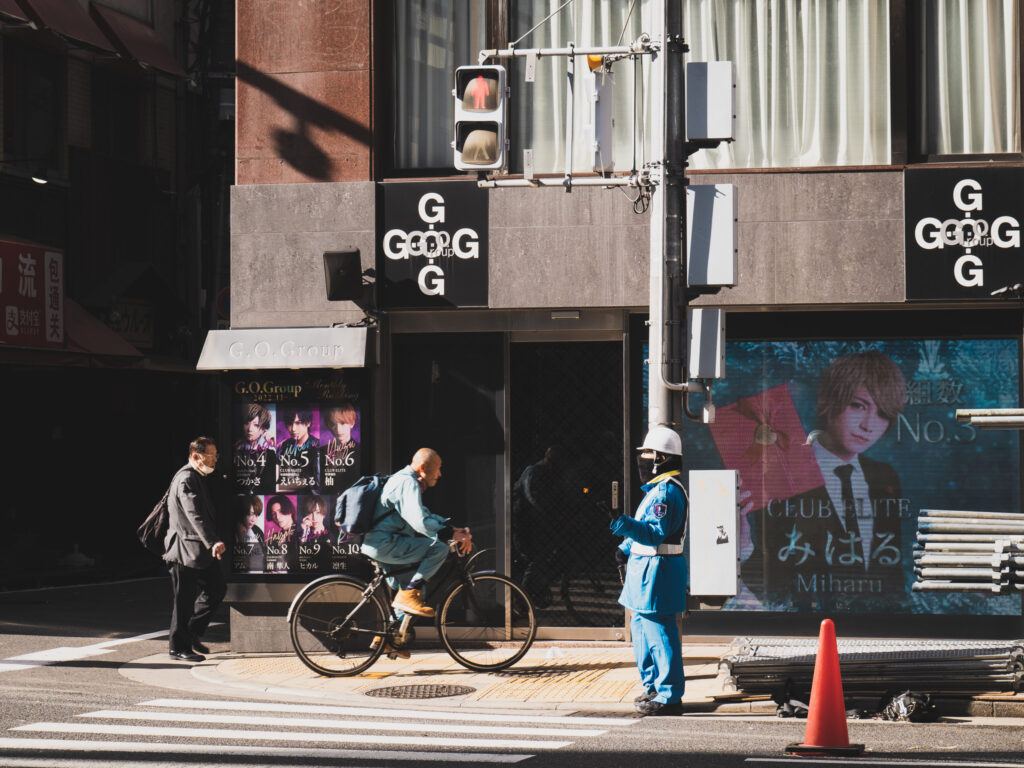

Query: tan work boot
left=370, top=636, right=411, bottom=660
left=392, top=588, right=434, bottom=618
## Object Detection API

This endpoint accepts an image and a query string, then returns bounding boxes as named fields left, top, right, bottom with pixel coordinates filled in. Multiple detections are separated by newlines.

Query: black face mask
left=636, top=455, right=660, bottom=484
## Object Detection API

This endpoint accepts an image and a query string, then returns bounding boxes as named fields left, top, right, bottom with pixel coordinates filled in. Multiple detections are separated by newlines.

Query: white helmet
left=638, top=425, right=682, bottom=456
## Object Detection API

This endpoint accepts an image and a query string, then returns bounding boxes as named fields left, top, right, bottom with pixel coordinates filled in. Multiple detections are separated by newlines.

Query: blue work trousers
left=361, top=535, right=449, bottom=617
left=630, top=611, right=685, bottom=704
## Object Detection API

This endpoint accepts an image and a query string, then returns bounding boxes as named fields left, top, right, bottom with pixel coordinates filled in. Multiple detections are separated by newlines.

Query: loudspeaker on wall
left=323, top=250, right=362, bottom=301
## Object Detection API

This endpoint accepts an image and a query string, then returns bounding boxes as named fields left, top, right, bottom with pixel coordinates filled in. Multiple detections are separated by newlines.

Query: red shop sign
left=0, top=240, right=65, bottom=349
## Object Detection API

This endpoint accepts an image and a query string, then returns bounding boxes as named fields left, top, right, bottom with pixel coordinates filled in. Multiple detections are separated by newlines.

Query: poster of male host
left=230, top=373, right=366, bottom=576
left=682, top=339, right=1021, bottom=615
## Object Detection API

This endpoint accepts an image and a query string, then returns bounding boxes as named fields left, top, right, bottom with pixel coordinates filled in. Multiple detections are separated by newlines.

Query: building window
left=915, top=0, right=1020, bottom=157
left=391, top=1, right=488, bottom=170
left=685, top=0, right=892, bottom=169
left=508, top=0, right=656, bottom=175
left=3, top=40, right=63, bottom=173
left=92, top=68, right=143, bottom=162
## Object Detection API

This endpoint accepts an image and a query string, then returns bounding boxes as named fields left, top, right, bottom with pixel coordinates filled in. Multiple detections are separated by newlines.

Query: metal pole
left=647, top=0, right=668, bottom=431
left=665, top=0, right=685, bottom=434
left=647, top=0, right=685, bottom=439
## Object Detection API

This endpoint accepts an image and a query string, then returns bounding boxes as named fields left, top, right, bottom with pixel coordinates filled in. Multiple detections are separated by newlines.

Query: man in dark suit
left=164, top=436, right=226, bottom=662
left=743, top=352, right=908, bottom=611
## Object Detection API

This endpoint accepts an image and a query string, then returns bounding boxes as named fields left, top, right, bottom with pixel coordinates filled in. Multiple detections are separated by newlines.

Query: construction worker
left=610, top=425, right=688, bottom=715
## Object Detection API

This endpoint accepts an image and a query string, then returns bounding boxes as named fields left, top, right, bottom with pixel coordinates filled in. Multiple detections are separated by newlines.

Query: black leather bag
left=137, top=489, right=170, bottom=556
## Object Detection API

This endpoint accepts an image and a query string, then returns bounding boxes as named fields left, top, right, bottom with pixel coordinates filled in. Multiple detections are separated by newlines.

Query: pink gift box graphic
left=709, top=383, right=824, bottom=511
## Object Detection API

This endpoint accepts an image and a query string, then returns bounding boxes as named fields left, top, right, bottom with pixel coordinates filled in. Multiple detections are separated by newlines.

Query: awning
left=65, top=298, right=143, bottom=358
left=90, top=3, right=187, bottom=77
left=15, top=0, right=113, bottom=51
left=0, top=0, right=28, bottom=22
left=197, top=327, right=368, bottom=370
left=0, top=298, right=143, bottom=367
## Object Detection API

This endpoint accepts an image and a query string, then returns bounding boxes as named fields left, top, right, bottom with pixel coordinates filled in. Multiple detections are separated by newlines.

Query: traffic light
left=453, top=65, right=507, bottom=171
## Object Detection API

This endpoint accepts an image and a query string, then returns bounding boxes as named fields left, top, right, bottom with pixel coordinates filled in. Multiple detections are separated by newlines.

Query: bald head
left=411, top=448, right=442, bottom=488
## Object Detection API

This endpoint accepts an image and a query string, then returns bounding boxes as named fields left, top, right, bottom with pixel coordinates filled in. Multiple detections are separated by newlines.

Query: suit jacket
left=742, top=455, right=906, bottom=609
left=163, top=463, right=219, bottom=569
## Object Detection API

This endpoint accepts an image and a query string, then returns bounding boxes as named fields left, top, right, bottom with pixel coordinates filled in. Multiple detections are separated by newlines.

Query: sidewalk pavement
left=127, top=637, right=1024, bottom=718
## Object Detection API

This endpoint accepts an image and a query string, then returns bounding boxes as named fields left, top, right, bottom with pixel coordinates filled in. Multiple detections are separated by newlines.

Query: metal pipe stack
left=720, top=637, right=1024, bottom=694
left=912, top=509, right=1024, bottom=594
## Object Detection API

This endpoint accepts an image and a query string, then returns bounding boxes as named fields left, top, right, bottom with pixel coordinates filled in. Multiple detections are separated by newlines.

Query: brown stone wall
left=235, top=0, right=372, bottom=185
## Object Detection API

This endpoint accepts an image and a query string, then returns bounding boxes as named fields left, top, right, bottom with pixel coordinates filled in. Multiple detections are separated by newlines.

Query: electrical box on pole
left=688, top=308, right=725, bottom=380
left=685, top=61, right=734, bottom=142
left=589, top=58, right=615, bottom=173
left=687, top=183, right=736, bottom=288
left=453, top=65, right=508, bottom=171
left=687, top=469, right=739, bottom=604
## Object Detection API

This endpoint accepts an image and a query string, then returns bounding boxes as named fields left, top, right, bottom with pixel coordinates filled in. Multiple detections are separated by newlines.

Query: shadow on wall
left=235, top=60, right=371, bottom=181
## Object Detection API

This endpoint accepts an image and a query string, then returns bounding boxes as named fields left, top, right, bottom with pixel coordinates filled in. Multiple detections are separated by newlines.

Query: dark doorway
left=510, top=341, right=625, bottom=628
left=390, top=333, right=504, bottom=556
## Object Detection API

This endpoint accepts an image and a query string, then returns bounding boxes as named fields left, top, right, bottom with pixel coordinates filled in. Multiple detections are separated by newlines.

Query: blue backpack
left=334, top=473, right=392, bottom=538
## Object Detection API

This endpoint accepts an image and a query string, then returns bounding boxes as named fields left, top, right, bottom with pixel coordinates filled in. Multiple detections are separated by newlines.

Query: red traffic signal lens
left=459, top=73, right=498, bottom=111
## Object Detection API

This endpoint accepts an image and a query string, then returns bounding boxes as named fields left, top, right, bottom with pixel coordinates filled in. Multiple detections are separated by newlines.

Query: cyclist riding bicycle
left=361, top=448, right=473, bottom=628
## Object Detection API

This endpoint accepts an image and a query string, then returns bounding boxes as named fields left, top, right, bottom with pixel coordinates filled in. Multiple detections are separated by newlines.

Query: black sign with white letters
left=905, top=167, right=1024, bottom=300
left=377, top=181, right=488, bottom=309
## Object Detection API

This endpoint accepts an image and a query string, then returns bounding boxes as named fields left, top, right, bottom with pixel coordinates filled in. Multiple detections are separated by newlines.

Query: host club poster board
left=229, top=372, right=368, bottom=577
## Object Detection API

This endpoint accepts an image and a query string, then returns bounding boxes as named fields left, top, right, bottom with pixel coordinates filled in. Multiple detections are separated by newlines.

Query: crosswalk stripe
left=82, top=709, right=606, bottom=738
left=0, top=737, right=528, bottom=763
left=141, top=697, right=639, bottom=726
left=14, top=722, right=573, bottom=751
left=0, top=759, right=414, bottom=768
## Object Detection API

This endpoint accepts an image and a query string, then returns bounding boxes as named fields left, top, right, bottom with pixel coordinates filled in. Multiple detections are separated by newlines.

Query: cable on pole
left=616, top=0, right=639, bottom=46
left=510, top=0, right=577, bottom=48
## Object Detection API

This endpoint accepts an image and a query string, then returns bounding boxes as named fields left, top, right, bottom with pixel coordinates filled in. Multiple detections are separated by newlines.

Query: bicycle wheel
left=289, top=576, right=388, bottom=676
left=437, top=573, right=537, bottom=672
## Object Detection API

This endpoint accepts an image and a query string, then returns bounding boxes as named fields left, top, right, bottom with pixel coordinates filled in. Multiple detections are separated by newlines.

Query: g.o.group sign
left=905, top=168, right=1024, bottom=300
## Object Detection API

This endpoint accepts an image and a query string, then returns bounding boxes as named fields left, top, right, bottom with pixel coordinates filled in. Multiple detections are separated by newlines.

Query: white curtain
left=917, top=0, right=1020, bottom=156
left=685, top=0, right=891, bottom=169
left=393, top=2, right=487, bottom=169
left=510, top=0, right=659, bottom=174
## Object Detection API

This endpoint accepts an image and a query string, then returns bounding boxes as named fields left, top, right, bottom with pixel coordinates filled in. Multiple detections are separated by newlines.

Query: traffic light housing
left=453, top=65, right=507, bottom=171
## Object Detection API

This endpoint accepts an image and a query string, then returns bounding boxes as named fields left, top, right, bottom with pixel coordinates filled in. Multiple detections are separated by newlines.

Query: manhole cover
left=364, top=684, right=476, bottom=699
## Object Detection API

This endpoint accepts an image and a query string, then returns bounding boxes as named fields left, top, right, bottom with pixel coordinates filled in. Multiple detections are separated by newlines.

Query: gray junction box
left=688, top=469, right=740, bottom=600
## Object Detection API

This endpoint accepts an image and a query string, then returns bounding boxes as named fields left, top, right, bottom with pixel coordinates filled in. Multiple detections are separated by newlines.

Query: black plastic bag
left=880, top=690, right=939, bottom=722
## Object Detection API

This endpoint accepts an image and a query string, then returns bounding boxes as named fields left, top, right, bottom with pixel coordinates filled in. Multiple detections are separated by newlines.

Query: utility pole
left=647, top=0, right=688, bottom=438
left=467, top=0, right=730, bottom=447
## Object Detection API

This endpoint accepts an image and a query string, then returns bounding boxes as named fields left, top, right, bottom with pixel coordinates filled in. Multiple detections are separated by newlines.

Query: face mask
left=636, top=455, right=659, bottom=484
left=192, top=456, right=215, bottom=476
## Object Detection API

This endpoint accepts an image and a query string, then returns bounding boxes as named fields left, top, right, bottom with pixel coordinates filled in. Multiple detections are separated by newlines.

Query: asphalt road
left=0, top=579, right=1022, bottom=768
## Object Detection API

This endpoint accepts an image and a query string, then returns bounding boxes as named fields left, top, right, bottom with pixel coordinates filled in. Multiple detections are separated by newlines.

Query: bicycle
left=287, top=543, right=537, bottom=676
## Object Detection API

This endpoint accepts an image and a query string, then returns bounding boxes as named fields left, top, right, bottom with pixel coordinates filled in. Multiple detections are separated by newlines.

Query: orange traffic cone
left=784, top=619, right=864, bottom=756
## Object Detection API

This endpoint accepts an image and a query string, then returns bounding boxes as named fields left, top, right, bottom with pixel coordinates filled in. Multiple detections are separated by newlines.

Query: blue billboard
left=679, top=338, right=1021, bottom=615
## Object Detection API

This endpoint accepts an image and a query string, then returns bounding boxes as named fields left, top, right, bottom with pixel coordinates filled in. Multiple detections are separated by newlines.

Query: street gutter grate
left=364, top=684, right=476, bottom=699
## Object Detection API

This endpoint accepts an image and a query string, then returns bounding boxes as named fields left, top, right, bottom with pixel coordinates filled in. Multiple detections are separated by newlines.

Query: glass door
left=510, top=341, right=625, bottom=628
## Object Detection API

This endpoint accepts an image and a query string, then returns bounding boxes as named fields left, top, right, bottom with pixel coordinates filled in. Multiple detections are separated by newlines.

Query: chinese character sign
left=682, top=339, right=1022, bottom=616
left=0, top=241, right=64, bottom=349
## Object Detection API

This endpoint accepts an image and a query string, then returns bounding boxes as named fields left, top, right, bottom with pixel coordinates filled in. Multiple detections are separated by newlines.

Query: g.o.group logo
left=379, top=181, right=488, bottom=309
left=905, top=168, right=1024, bottom=300
left=382, top=192, right=480, bottom=297
left=912, top=179, right=1020, bottom=288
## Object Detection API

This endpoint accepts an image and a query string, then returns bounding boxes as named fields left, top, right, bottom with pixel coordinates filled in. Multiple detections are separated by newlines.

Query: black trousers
left=168, top=561, right=226, bottom=653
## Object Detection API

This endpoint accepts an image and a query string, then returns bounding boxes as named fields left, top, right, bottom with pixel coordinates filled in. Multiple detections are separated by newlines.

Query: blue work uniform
left=361, top=466, right=453, bottom=611
left=610, top=470, right=688, bottom=705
